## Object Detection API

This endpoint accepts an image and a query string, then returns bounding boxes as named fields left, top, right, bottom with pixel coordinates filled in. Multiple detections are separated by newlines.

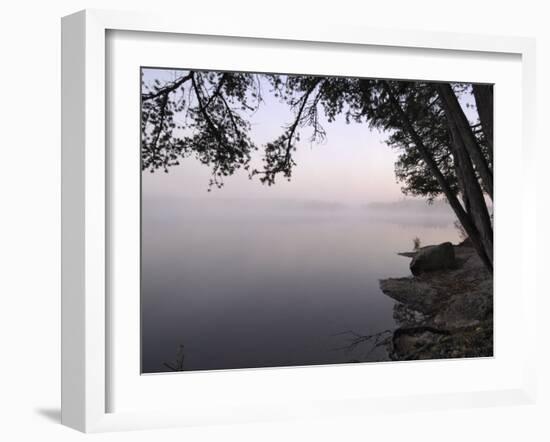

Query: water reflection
left=141, top=198, right=459, bottom=373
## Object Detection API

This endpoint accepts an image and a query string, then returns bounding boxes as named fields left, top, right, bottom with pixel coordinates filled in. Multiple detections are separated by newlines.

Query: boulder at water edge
left=410, top=242, right=456, bottom=276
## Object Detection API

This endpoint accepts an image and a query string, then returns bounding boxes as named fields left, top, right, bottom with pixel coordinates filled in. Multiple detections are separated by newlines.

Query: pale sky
left=142, top=68, right=416, bottom=205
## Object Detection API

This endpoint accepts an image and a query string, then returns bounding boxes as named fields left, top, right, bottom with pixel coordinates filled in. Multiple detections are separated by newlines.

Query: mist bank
left=364, top=199, right=453, bottom=213
left=142, top=196, right=458, bottom=228
left=143, top=195, right=451, bottom=208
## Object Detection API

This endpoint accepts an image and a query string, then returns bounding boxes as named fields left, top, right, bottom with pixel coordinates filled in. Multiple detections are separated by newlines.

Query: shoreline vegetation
left=379, top=240, right=493, bottom=361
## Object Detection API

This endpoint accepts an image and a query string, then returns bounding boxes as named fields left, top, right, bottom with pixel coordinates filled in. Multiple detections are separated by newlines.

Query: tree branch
left=191, top=73, right=229, bottom=150
left=142, top=72, right=193, bottom=101
left=382, top=80, right=492, bottom=271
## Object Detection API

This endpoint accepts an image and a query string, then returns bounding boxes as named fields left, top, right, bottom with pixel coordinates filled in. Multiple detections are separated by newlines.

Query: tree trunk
left=450, top=132, right=471, bottom=214
left=437, top=84, right=493, bottom=200
left=472, top=84, right=494, bottom=165
left=381, top=81, right=492, bottom=272
left=446, top=116, right=494, bottom=266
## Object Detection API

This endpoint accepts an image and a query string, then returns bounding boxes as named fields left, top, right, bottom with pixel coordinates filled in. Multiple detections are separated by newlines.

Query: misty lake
left=141, top=198, right=460, bottom=373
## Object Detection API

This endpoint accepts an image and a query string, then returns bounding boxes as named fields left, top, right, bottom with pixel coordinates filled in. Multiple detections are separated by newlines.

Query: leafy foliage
left=141, top=70, right=260, bottom=189
left=141, top=69, right=484, bottom=202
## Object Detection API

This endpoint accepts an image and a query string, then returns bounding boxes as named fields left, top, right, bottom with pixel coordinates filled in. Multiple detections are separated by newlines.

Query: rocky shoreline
left=379, top=241, right=493, bottom=360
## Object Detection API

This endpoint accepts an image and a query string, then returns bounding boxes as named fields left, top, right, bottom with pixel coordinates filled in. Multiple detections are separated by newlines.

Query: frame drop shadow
left=35, top=408, right=61, bottom=423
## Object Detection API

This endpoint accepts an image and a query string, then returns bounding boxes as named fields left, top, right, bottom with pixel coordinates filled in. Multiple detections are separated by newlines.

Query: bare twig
left=331, top=329, right=393, bottom=354
left=162, top=344, right=185, bottom=372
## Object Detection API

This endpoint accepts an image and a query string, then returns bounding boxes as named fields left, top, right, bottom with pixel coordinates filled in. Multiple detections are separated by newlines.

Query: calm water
left=141, top=198, right=459, bottom=373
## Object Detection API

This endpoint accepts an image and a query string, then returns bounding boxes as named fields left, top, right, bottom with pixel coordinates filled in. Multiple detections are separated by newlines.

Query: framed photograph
left=61, top=9, right=537, bottom=432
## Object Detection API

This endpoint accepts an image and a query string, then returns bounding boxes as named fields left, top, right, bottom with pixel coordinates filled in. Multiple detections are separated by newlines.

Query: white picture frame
left=61, top=9, right=537, bottom=433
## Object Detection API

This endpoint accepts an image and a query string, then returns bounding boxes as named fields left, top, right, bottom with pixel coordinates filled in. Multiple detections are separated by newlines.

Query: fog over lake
left=139, top=68, right=474, bottom=373
left=141, top=197, right=460, bottom=372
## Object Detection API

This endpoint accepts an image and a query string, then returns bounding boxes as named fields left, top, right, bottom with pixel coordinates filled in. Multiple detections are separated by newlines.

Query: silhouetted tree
left=141, top=70, right=260, bottom=189
left=141, top=69, right=493, bottom=271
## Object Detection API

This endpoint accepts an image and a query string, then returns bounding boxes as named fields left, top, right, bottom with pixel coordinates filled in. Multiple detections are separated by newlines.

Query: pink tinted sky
left=142, top=68, right=471, bottom=206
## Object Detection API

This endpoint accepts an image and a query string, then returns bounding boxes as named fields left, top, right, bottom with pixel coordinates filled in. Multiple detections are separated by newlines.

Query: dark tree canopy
left=141, top=71, right=260, bottom=189
left=141, top=69, right=494, bottom=271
